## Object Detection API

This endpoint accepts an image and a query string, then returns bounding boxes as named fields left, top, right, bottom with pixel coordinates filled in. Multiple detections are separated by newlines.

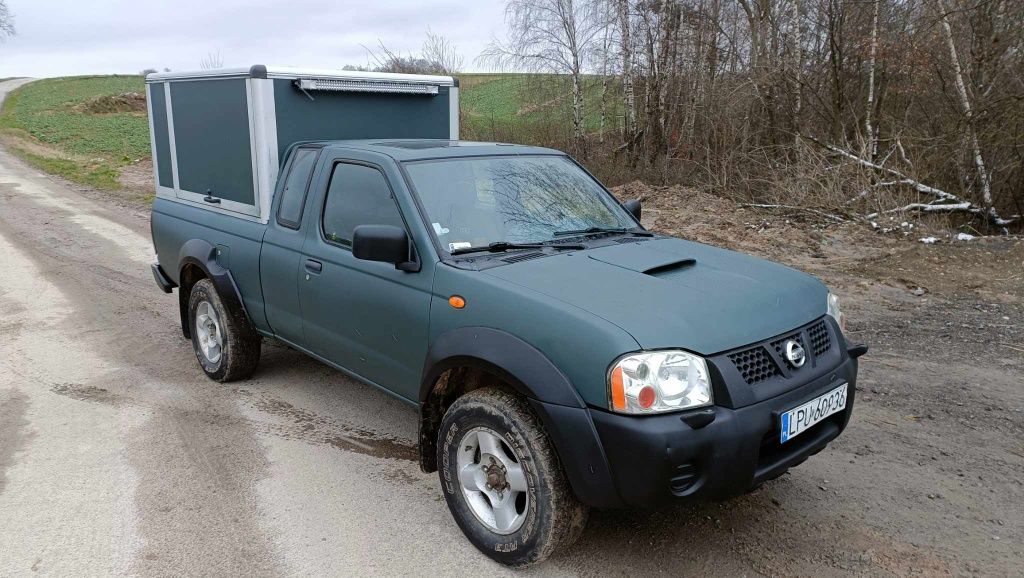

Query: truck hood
left=483, top=238, right=828, bottom=354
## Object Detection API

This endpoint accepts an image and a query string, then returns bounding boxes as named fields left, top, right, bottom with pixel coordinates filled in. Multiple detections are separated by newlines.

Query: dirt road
left=0, top=79, right=1020, bottom=576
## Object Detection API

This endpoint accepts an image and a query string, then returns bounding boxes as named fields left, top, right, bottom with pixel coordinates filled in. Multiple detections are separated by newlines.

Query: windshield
left=403, top=155, right=637, bottom=253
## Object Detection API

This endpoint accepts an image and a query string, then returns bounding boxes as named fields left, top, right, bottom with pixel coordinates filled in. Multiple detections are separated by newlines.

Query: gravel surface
left=1, top=80, right=1020, bottom=576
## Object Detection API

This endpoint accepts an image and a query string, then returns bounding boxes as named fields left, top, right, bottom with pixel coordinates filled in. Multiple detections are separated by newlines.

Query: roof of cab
left=311, top=139, right=566, bottom=162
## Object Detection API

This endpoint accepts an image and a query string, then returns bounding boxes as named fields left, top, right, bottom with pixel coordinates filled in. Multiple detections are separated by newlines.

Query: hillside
left=0, top=76, right=149, bottom=191
left=0, top=73, right=612, bottom=195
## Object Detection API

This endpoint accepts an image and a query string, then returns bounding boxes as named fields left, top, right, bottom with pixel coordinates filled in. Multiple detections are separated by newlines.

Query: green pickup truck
left=148, top=66, right=866, bottom=566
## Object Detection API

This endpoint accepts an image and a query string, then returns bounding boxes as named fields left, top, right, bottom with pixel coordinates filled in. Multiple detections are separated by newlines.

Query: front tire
left=438, top=388, right=588, bottom=567
left=187, top=279, right=260, bottom=382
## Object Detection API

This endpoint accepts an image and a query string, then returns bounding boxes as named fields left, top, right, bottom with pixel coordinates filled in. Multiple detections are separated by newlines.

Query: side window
left=322, top=162, right=405, bottom=246
left=276, top=148, right=318, bottom=228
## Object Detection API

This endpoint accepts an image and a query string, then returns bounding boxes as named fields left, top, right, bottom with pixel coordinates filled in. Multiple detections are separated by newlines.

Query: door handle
left=305, top=259, right=323, bottom=273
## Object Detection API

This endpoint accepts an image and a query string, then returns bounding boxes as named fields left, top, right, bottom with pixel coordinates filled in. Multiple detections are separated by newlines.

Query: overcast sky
left=0, top=0, right=507, bottom=78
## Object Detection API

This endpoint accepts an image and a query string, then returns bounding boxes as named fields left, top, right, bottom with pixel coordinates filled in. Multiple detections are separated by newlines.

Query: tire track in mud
left=245, top=391, right=418, bottom=462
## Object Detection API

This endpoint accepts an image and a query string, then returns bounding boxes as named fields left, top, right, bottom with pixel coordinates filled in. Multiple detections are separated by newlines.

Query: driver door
left=298, top=157, right=433, bottom=401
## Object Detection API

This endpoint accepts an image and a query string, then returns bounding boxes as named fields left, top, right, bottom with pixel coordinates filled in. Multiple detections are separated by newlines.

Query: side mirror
left=352, top=225, right=419, bottom=272
left=623, top=199, right=642, bottom=221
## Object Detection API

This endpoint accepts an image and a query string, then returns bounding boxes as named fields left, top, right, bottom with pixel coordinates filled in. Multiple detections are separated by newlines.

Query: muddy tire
left=437, top=388, right=588, bottom=567
left=187, top=279, right=260, bottom=382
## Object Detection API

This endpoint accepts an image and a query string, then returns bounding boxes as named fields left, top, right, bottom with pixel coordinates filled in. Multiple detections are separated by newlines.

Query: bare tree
left=484, top=0, right=606, bottom=152
left=365, top=31, right=464, bottom=75
left=935, top=0, right=1003, bottom=225
left=863, top=0, right=879, bottom=160
left=617, top=0, right=636, bottom=140
left=421, top=28, right=464, bottom=74
left=597, top=10, right=613, bottom=143
left=200, top=51, right=224, bottom=70
left=0, top=0, right=15, bottom=39
left=485, top=0, right=1024, bottom=231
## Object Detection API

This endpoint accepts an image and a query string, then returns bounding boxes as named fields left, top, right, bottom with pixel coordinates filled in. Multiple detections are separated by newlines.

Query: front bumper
left=589, top=355, right=858, bottom=508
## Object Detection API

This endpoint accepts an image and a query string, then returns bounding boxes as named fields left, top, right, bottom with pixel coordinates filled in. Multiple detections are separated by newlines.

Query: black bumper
left=588, top=355, right=858, bottom=508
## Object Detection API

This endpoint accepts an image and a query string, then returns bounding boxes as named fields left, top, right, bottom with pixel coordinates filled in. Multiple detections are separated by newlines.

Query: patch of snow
left=919, top=237, right=939, bottom=244
left=955, top=233, right=975, bottom=241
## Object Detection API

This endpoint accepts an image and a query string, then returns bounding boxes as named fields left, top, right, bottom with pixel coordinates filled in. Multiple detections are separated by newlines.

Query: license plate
left=780, top=383, right=848, bottom=444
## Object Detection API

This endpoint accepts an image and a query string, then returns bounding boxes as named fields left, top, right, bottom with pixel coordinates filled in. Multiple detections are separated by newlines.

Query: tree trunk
left=599, top=20, right=610, bottom=144
left=571, top=60, right=585, bottom=153
left=618, top=0, right=636, bottom=141
left=791, top=0, right=804, bottom=148
left=863, top=0, right=879, bottom=160
left=827, top=0, right=846, bottom=144
left=937, top=0, right=995, bottom=219
left=600, top=74, right=608, bottom=144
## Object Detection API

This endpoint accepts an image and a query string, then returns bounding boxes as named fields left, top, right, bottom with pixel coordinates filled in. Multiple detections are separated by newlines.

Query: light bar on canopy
left=294, top=78, right=439, bottom=95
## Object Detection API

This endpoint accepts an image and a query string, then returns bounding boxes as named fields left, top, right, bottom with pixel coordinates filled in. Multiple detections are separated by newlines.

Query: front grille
left=725, top=317, right=836, bottom=385
left=728, top=347, right=781, bottom=384
left=808, top=320, right=831, bottom=357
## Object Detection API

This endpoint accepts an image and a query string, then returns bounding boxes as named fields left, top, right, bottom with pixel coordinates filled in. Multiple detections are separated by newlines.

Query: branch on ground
left=802, top=135, right=1017, bottom=228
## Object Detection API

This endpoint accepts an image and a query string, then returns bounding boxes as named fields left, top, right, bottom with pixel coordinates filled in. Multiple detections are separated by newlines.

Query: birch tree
left=617, top=0, right=636, bottom=141
left=484, top=0, right=605, bottom=152
left=936, top=0, right=997, bottom=223
left=863, top=0, right=879, bottom=160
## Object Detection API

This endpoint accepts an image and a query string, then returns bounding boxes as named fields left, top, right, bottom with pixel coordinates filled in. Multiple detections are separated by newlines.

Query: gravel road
left=0, top=79, right=1020, bottom=577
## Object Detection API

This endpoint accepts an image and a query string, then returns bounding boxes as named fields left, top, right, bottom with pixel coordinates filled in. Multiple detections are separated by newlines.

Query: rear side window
left=322, top=163, right=405, bottom=246
left=276, top=148, right=318, bottom=228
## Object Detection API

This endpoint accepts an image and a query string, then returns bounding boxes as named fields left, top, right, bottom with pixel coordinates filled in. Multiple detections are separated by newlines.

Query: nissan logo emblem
left=785, top=340, right=806, bottom=367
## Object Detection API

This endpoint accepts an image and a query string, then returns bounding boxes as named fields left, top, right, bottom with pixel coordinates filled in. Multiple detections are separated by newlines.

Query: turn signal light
left=448, top=295, right=466, bottom=309
left=610, top=366, right=626, bottom=410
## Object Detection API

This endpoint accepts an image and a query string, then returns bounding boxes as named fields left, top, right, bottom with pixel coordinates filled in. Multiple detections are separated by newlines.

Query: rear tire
left=187, top=279, right=260, bottom=382
left=437, top=388, right=588, bottom=567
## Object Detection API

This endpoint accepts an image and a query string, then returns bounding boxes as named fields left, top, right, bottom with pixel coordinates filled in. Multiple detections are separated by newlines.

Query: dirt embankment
left=612, top=180, right=1023, bottom=302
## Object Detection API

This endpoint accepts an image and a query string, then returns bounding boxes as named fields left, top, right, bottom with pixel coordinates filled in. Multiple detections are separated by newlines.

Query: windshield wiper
left=553, top=226, right=654, bottom=238
left=450, top=241, right=584, bottom=256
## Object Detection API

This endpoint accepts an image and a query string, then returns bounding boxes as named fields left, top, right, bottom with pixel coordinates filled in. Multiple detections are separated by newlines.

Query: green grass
left=8, top=146, right=121, bottom=189
left=0, top=75, right=149, bottom=160
left=459, top=73, right=621, bottom=140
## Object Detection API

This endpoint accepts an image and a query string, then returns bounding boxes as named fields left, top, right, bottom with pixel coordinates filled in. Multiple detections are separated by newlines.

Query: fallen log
left=802, top=135, right=1016, bottom=228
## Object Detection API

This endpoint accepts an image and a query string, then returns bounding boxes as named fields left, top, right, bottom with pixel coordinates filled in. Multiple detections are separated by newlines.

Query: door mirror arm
left=396, top=260, right=420, bottom=273
left=623, top=199, right=642, bottom=221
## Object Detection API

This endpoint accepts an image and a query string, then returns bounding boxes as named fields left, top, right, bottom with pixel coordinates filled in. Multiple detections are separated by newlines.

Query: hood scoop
left=641, top=258, right=696, bottom=276
left=588, top=250, right=697, bottom=276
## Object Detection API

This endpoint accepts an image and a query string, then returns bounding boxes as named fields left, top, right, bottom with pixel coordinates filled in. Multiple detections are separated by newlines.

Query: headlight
left=827, top=292, right=847, bottom=333
left=608, top=350, right=712, bottom=414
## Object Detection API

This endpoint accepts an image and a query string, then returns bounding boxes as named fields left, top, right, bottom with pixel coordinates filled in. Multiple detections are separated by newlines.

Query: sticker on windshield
left=432, top=222, right=450, bottom=236
left=448, top=242, right=471, bottom=252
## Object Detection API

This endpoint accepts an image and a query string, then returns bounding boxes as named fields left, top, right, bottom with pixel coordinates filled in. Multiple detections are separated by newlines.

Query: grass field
left=0, top=73, right=618, bottom=191
left=0, top=75, right=149, bottom=190
left=460, top=73, right=618, bottom=140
